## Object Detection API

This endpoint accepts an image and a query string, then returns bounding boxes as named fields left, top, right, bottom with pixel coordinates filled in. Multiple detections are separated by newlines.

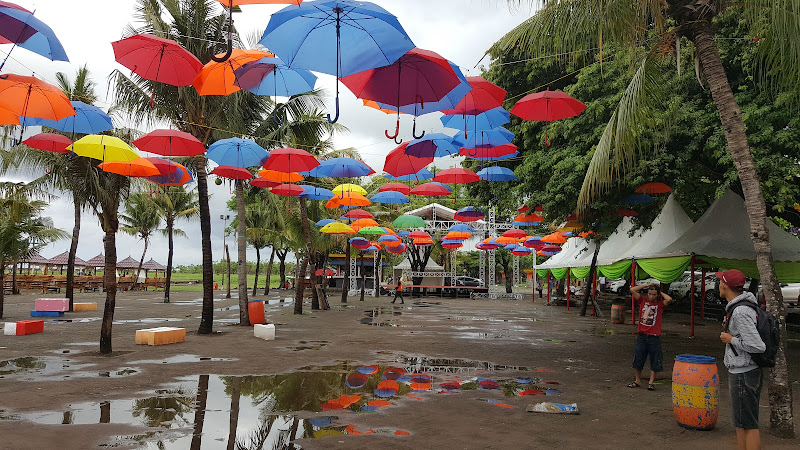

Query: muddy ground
left=0, top=289, right=798, bottom=449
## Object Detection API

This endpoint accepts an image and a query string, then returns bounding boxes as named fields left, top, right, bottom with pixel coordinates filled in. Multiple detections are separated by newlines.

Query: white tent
left=593, top=217, right=640, bottom=266
left=538, top=237, right=593, bottom=269
left=616, top=193, right=694, bottom=261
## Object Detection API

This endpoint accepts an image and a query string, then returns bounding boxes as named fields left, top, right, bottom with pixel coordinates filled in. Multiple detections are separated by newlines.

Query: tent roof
left=394, top=258, right=445, bottom=271
left=538, top=237, right=583, bottom=269
left=652, top=189, right=800, bottom=262
left=406, top=203, right=486, bottom=225
left=615, top=193, right=694, bottom=261
left=141, top=258, right=166, bottom=271
left=594, top=217, right=639, bottom=266
left=47, top=251, right=87, bottom=266
left=86, top=254, right=105, bottom=266
left=116, top=256, right=140, bottom=269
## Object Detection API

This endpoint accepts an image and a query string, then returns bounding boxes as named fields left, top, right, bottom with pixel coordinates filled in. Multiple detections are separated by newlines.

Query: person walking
left=391, top=276, right=404, bottom=304
left=718, top=269, right=765, bottom=450
left=628, top=283, right=673, bottom=390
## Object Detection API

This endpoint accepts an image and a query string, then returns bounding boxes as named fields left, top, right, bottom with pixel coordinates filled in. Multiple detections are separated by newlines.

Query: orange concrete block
left=73, top=302, right=97, bottom=311
left=135, top=327, right=186, bottom=345
left=16, top=320, right=44, bottom=335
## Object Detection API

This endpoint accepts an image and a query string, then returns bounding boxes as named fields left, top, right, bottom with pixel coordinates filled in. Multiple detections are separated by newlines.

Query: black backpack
left=726, top=302, right=780, bottom=368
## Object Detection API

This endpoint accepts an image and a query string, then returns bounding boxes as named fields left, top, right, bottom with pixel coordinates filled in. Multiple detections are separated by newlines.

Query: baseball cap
left=714, top=269, right=746, bottom=288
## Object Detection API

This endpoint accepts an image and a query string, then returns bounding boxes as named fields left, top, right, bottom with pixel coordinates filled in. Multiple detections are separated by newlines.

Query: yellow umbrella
left=69, top=135, right=140, bottom=162
left=332, top=183, right=367, bottom=196
left=320, top=222, right=355, bottom=235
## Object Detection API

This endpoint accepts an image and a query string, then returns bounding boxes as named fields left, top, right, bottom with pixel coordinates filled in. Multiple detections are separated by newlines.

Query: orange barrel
left=247, top=300, right=265, bottom=325
left=611, top=305, right=625, bottom=324
left=672, top=354, right=719, bottom=430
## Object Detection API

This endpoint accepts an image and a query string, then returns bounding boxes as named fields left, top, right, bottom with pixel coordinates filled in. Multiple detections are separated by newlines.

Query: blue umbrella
left=21, top=101, right=112, bottom=134
left=349, top=237, right=369, bottom=245
left=454, top=206, right=484, bottom=221
left=364, top=245, right=379, bottom=252
left=384, top=168, right=433, bottom=181
left=623, top=193, right=655, bottom=205
left=397, top=230, right=410, bottom=238
left=463, top=149, right=519, bottom=161
left=441, top=107, right=510, bottom=132
left=377, top=234, right=400, bottom=243
left=308, top=157, right=374, bottom=178
left=448, top=223, right=475, bottom=233
left=207, top=138, right=269, bottom=168
left=453, top=127, right=515, bottom=149
left=260, top=0, right=415, bottom=123
left=233, top=56, right=317, bottom=98
left=477, top=166, right=517, bottom=182
left=298, top=185, right=335, bottom=200
left=316, top=218, right=336, bottom=227
left=404, top=133, right=458, bottom=158
left=370, top=190, right=409, bottom=204
left=0, top=5, right=69, bottom=71
left=504, top=243, right=520, bottom=250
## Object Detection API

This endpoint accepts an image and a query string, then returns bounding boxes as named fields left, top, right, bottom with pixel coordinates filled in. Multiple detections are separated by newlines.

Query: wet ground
left=0, top=290, right=799, bottom=449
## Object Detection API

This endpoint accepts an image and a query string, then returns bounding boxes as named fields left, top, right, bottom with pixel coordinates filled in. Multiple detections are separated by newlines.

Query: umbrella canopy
left=383, top=168, right=433, bottom=181
left=193, top=49, right=273, bottom=96
left=370, top=190, right=409, bottom=204
left=377, top=234, right=400, bottom=243
left=0, top=74, right=74, bottom=121
left=502, top=228, right=528, bottom=238
left=315, top=268, right=336, bottom=276
left=383, top=142, right=432, bottom=177
left=349, top=236, right=370, bottom=248
left=0, top=105, right=18, bottom=125
left=379, top=182, right=411, bottom=195
left=635, top=182, right=672, bottom=194
left=409, top=182, right=451, bottom=197
left=332, top=183, right=367, bottom=196
left=99, top=158, right=160, bottom=177
left=494, top=235, right=518, bottom=244
left=477, top=166, right=517, bottom=182
left=454, top=127, right=515, bottom=149
left=320, top=222, right=355, bottom=234
left=448, top=224, right=474, bottom=233
left=315, top=219, right=335, bottom=227
left=433, top=167, right=479, bottom=184
left=404, top=133, right=458, bottom=158
left=326, top=191, right=370, bottom=208
left=444, top=231, right=470, bottom=240
left=392, top=214, right=426, bottom=228
left=69, top=135, right=139, bottom=162
left=510, top=90, right=587, bottom=121
left=233, top=55, right=317, bottom=97
left=207, top=138, right=269, bottom=168
left=142, top=157, right=179, bottom=175
left=214, top=0, right=302, bottom=5
left=271, top=183, right=305, bottom=196
left=133, top=129, right=206, bottom=157
left=540, top=244, right=563, bottom=254
left=459, top=143, right=518, bottom=160
left=249, top=176, right=281, bottom=188
left=440, top=106, right=509, bottom=132
left=298, top=185, right=335, bottom=200
left=359, top=226, right=387, bottom=235
left=613, top=208, right=638, bottom=217
left=349, top=218, right=379, bottom=230
left=343, top=209, right=373, bottom=220
left=258, top=169, right=303, bottom=183
left=0, top=4, right=68, bottom=62
left=407, top=230, right=431, bottom=240
left=441, top=76, right=506, bottom=115
left=22, top=100, right=112, bottom=134
left=540, top=232, right=567, bottom=244
left=111, top=33, right=203, bottom=86
left=623, top=193, right=655, bottom=205
left=262, top=147, right=319, bottom=172
left=308, top=157, right=374, bottom=178
left=386, top=243, right=406, bottom=253
left=22, top=133, right=72, bottom=153
left=523, top=236, right=544, bottom=249
left=212, top=165, right=253, bottom=179
left=442, top=241, right=462, bottom=249
left=412, top=239, right=433, bottom=247
left=145, top=162, right=193, bottom=186
left=454, top=206, right=484, bottom=222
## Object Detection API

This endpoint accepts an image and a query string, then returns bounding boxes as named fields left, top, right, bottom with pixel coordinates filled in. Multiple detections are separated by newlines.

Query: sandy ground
left=0, top=288, right=798, bottom=450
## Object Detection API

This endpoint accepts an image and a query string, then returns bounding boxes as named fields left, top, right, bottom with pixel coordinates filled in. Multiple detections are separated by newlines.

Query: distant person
left=718, top=269, right=765, bottom=450
left=599, top=276, right=607, bottom=293
left=537, top=280, right=543, bottom=299
left=391, top=277, right=404, bottom=304
left=628, top=283, right=673, bottom=390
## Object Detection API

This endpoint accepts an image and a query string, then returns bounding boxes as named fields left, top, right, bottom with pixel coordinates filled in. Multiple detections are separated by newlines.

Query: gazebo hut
left=85, top=254, right=105, bottom=274
left=46, top=251, right=88, bottom=275
left=141, top=258, right=167, bottom=290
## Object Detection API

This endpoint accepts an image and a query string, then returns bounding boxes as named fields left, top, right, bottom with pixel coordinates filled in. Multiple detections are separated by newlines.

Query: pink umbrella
left=270, top=183, right=305, bottom=197
left=409, top=182, right=451, bottom=197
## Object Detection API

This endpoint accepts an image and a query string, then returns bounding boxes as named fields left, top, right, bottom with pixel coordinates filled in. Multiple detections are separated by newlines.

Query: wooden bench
left=117, top=276, right=134, bottom=291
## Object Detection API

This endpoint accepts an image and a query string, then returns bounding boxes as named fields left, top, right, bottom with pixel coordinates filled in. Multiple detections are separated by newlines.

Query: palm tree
left=151, top=186, right=199, bottom=302
left=492, top=0, right=797, bottom=435
left=120, top=191, right=162, bottom=290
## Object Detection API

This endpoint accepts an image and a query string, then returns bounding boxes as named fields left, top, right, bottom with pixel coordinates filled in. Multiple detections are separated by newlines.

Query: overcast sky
left=2, top=0, right=533, bottom=266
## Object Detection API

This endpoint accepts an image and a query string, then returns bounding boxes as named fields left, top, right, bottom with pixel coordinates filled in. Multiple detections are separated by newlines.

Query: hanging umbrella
left=69, top=135, right=139, bottom=162
left=477, top=166, right=517, bottom=181
left=494, top=235, right=518, bottom=244
left=441, top=241, right=462, bottom=249
left=433, top=168, right=479, bottom=184
left=635, top=182, right=672, bottom=194
left=540, top=244, right=563, bottom=255
left=315, top=268, right=336, bottom=277
left=142, top=157, right=179, bottom=175
left=454, top=206, right=484, bottom=222
left=260, top=0, right=416, bottom=123
left=262, top=147, right=320, bottom=172
left=512, top=213, right=543, bottom=226
left=523, top=236, right=544, bottom=249
left=320, top=222, right=355, bottom=234
left=377, top=234, right=400, bottom=243
left=540, top=232, right=567, bottom=244
left=459, top=143, right=518, bottom=160
left=504, top=243, right=520, bottom=251
left=613, top=208, right=639, bottom=217
left=392, top=214, right=425, bottom=228
left=404, top=133, right=458, bottom=158
left=249, top=177, right=281, bottom=188
left=413, top=239, right=433, bottom=247
left=193, top=49, right=274, bottom=96
left=407, top=230, right=431, bottom=240
left=258, top=169, right=303, bottom=183
left=440, top=106, right=509, bottom=132
left=298, top=185, right=335, bottom=200
left=0, top=74, right=74, bottom=121
left=359, top=226, right=387, bottom=235
left=326, top=191, right=370, bottom=208
left=316, top=219, right=336, bottom=227
left=409, top=182, right=451, bottom=197
left=385, top=243, right=406, bottom=254
left=441, top=76, right=506, bottom=116
left=207, top=137, right=269, bottom=168
left=349, top=218, right=379, bottom=231
left=453, top=127, right=515, bottom=149
left=510, top=90, right=587, bottom=121
left=332, top=183, right=367, bottom=196
left=476, top=242, right=499, bottom=250
left=308, top=157, right=374, bottom=178
left=233, top=55, right=317, bottom=97
left=212, top=165, right=253, bottom=179
left=383, top=142, right=433, bottom=177
left=21, top=100, right=112, bottom=134
left=111, top=34, right=203, bottom=87
left=133, top=129, right=206, bottom=157
left=0, top=4, right=68, bottom=66
left=383, top=168, right=434, bottom=181
left=448, top=223, right=474, bottom=233
left=271, top=183, right=305, bottom=196
left=444, top=231, right=470, bottom=240
left=99, top=158, right=160, bottom=177
left=370, top=190, right=409, bottom=204
left=502, top=228, right=528, bottom=238
left=379, top=182, right=411, bottom=195
left=343, top=209, right=373, bottom=220
left=623, top=193, right=655, bottom=205
left=349, top=237, right=370, bottom=249
left=22, top=133, right=71, bottom=153
left=518, top=205, right=530, bottom=212
left=0, top=105, right=18, bottom=125
left=145, top=162, right=193, bottom=186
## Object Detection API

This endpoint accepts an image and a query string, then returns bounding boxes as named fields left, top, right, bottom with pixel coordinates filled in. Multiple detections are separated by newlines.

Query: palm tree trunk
left=253, top=247, right=261, bottom=297
left=135, top=240, right=148, bottom=291
left=264, top=246, right=275, bottom=295
left=298, top=198, right=325, bottom=305
left=293, top=255, right=308, bottom=315
left=278, top=250, right=287, bottom=289
left=341, top=240, right=350, bottom=303
left=66, top=200, right=80, bottom=310
left=195, top=155, right=215, bottom=335
left=374, top=251, right=382, bottom=298
left=236, top=182, right=249, bottom=325
left=693, top=27, right=794, bottom=437
left=99, top=209, right=119, bottom=355
left=580, top=245, right=600, bottom=316
left=225, top=244, right=232, bottom=299
left=0, top=262, right=5, bottom=318
left=164, top=220, right=174, bottom=303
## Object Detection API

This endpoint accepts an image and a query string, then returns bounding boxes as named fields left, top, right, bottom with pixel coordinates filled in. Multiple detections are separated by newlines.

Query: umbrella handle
left=326, top=97, right=340, bottom=124
left=385, top=119, right=401, bottom=143
left=273, top=105, right=284, bottom=125
left=210, top=1, right=234, bottom=63
left=411, top=121, right=425, bottom=140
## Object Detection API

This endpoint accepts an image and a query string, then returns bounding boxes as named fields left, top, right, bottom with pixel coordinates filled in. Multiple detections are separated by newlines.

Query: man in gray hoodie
left=718, top=269, right=766, bottom=450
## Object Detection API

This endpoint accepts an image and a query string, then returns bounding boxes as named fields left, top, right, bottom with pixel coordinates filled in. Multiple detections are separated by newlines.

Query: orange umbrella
left=494, top=235, right=517, bottom=244
left=192, top=49, right=273, bottom=96
left=327, top=191, right=371, bottom=208
left=444, top=231, right=471, bottom=240
left=635, top=182, right=672, bottom=194
left=0, top=106, right=19, bottom=125
left=350, top=218, right=379, bottom=232
left=541, top=232, right=567, bottom=244
left=99, top=158, right=160, bottom=177
left=363, top=99, right=407, bottom=115
left=257, top=169, right=304, bottom=182
left=0, top=74, right=74, bottom=120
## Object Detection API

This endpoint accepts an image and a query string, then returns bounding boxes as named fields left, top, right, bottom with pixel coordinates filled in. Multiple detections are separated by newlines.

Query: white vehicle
left=757, top=282, right=800, bottom=316
left=669, top=272, right=718, bottom=302
left=606, top=277, right=659, bottom=295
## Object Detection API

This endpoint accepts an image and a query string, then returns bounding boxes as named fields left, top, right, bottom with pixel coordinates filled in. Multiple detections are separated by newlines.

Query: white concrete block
left=254, top=323, right=275, bottom=340
left=4, top=322, right=17, bottom=335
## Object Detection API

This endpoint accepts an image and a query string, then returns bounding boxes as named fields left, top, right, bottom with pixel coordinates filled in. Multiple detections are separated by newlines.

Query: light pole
left=220, top=215, right=230, bottom=298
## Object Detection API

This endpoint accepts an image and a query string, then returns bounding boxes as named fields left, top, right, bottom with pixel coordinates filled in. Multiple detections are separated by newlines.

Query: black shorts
left=632, top=333, right=663, bottom=372
left=729, top=368, right=763, bottom=429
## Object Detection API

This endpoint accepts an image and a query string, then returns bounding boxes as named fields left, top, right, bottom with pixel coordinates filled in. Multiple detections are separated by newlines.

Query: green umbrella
left=359, top=226, right=387, bottom=235
left=392, top=215, right=426, bottom=228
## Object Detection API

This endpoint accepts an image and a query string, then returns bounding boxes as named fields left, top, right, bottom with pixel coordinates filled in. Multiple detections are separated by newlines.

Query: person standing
left=391, top=276, right=404, bottom=304
left=718, top=269, right=765, bottom=450
left=628, top=283, right=673, bottom=390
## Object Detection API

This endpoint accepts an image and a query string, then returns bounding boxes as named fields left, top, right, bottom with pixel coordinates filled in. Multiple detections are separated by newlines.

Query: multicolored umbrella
left=133, top=129, right=206, bottom=157
left=142, top=157, right=179, bottom=175
left=22, top=133, right=71, bottom=153
left=377, top=234, right=400, bottom=243
left=523, top=236, right=544, bottom=249
left=403, top=133, right=458, bottom=158
left=145, top=162, right=193, bottom=186
left=383, top=142, right=432, bottom=177
left=349, top=236, right=370, bottom=249
left=233, top=55, right=317, bottom=97
left=454, top=206, right=484, bottom=222
left=0, top=3, right=68, bottom=64
left=441, top=76, right=506, bottom=116
left=207, top=138, right=269, bottom=168
left=111, top=34, right=203, bottom=87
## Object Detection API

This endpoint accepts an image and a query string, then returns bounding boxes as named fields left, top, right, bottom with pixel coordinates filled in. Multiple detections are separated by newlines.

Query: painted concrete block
left=73, top=302, right=97, bottom=311
left=16, top=320, right=44, bottom=335
left=30, top=310, right=64, bottom=317
left=34, top=298, right=69, bottom=312
left=135, top=327, right=186, bottom=345
left=3, top=323, right=16, bottom=335
left=254, top=323, right=275, bottom=340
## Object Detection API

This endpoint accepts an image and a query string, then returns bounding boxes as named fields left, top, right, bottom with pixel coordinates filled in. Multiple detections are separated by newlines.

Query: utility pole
left=220, top=214, right=231, bottom=298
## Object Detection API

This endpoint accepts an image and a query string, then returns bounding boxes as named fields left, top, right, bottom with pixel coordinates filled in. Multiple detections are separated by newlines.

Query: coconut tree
left=120, top=192, right=162, bottom=289
left=151, top=186, right=199, bottom=303
left=493, top=0, right=798, bottom=435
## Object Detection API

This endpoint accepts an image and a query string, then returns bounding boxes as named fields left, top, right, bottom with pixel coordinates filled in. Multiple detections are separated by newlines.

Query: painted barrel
left=247, top=300, right=265, bottom=325
left=672, top=354, right=719, bottom=430
left=611, top=305, right=625, bottom=324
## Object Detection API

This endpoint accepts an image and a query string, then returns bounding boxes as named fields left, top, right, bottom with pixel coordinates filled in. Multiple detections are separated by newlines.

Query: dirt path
left=0, top=290, right=798, bottom=449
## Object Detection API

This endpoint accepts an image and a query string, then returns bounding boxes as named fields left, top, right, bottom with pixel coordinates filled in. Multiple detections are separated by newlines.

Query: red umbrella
left=510, top=90, right=587, bottom=121
left=614, top=208, right=638, bottom=217
left=315, top=268, right=335, bottom=276
left=458, top=143, right=517, bottom=160
left=635, top=182, right=672, bottom=194
left=441, top=76, right=506, bottom=115
left=517, top=205, right=529, bottom=212
left=407, top=230, right=431, bottom=240
left=23, top=133, right=72, bottom=153
left=541, top=244, right=562, bottom=253
left=249, top=177, right=281, bottom=188
left=432, top=168, right=479, bottom=184
left=111, top=34, right=203, bottom=87
left=262, top=147, right=320, bottom=173
left=379, top=182, right=411, bottom=195
left=502, top=228, right=527, bottom=238
left=142, top=157, right=179, bottom=175
left=409, top=182, right=451, bottom=197
left=343, top=209, right=374, bottom=220
left=211, top=165, right=252, bottom=179
left=383, top=142, right=432, bottom=177
left=271, top=183, right=305, bottom=196
left=133, top=129, right=206, bottom=157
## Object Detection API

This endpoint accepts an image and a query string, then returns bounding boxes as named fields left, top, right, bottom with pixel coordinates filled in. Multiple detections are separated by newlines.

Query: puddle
left=0, top=356, right=137, bottom=381
left=113, top=318, right=183, bottom=324
left=284, top=341, right=330, bottom=351
left=67, top=342, right=99, bottom=346
left=213, top=305, right=240, bottom=312
left=53, top=349, right=82, bottom=355
left=127, top=355, right=237, bottom=365
left=457, top=332, right=507, bottom=339
left=360, top=307, right=403, bottom=327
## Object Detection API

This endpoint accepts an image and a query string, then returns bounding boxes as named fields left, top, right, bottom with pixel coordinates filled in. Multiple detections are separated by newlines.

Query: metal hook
left=210, top=1, right=234, bottom=63
left=326, top=97, right=340, bottom=123
left=411, top=120, right=425, bottom=139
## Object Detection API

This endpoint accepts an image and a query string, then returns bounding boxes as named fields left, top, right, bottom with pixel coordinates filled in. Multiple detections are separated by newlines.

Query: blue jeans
left=632, top=333, right=663, bottom=372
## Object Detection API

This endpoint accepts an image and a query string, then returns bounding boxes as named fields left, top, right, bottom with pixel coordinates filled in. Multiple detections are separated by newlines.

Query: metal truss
left=513, top=255, right=519, bottom=287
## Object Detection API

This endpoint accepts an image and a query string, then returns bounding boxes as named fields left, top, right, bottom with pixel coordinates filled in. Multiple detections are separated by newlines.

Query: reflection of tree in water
left=0, top=357, right=46, bottom=375
left=224, top=369, right=349, bottom=413
left=131, top=388, right=195, bottom=428
left=234, top=415, right=303, bottom=450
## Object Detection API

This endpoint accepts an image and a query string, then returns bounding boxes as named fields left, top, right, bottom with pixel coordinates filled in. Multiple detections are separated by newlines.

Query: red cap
left=715, top=269, right=745, bottom=288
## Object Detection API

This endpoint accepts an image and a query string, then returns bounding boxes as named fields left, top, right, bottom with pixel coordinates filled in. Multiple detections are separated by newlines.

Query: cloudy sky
left=2, top=0, right=534, bottom=266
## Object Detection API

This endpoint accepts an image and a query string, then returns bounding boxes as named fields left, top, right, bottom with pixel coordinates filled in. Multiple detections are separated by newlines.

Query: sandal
left=627, top=382, right=640, bottom=388
left=647, top=384, right=655, bottom=391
